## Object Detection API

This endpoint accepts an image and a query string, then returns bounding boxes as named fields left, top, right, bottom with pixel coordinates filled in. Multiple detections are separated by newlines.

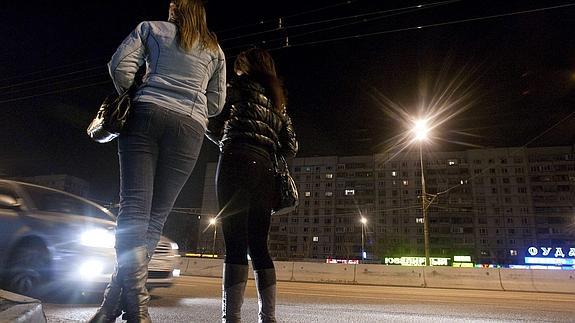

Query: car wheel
left=6, top=240, right=51, bottom=298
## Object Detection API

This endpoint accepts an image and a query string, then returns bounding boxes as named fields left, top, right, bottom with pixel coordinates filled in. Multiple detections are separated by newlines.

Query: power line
left=0, top=56, right=108, bottom=84
left=0, top=66, right=105, bottom=91
left=1, top=72, right=108, bottom=96
left=264, top=2, right=575, bottom=50
left=0, top=80, right=111, bottom=105
left=216, top=0, right=358, bottom=34
left=221, top=0, right=460, bottom=43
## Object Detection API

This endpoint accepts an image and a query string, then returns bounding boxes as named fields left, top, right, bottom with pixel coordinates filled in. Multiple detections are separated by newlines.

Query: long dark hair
left=234, top=48, right=287, bottom=112
left=170, top=0, right=219, bottom=52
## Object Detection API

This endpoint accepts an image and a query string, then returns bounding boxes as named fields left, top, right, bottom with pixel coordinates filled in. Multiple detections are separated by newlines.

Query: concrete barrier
left=423, top=267, right=502, bottom=291
left=274, top=261, right=295, bottom=281
left=181, top=258, right=575, bottom=294
left=499, top=269, right=536, bottom=292
left=245, top=261, right=293, bottom=281
left=184, top=258, right=224, bottom=277
left=531, top=270, right=575, bottom=293
left=291, top=262, right=355, bottom=284
left=355, top=265, right=425, bottom=287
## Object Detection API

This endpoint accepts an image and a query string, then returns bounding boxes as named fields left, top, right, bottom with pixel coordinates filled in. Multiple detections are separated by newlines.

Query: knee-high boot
left=88, top=266, right=123, bottom=323
left=254, top=269, right=277, bottom=323
left=222, top=263, right=248, bottom=323
left=118, top=246, right=151, bottom=323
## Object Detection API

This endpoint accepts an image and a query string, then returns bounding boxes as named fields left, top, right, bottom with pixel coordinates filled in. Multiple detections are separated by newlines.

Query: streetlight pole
left=360, top=217, right=367, bottom=260
left=413, top=118, right=431, bottom=266
left=210, top=218, right=217, bottom=256
left=419, top=144, right=430, bottom=267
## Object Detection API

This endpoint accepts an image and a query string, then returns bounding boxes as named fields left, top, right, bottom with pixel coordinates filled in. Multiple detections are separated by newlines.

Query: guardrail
left=179, top=258, right=575, bottom=294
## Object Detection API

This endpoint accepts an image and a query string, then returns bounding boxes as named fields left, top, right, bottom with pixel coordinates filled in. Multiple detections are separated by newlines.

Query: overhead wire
left=2, top=2, right=573, bottom=105
left=221, top=0, right=460, bottom=43
left=216, top=0, right=358, bottom=34
left=264, top=2, right=575, bottom=51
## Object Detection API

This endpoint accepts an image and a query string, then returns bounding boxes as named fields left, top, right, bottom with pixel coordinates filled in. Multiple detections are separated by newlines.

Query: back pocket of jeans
left=123, top=106, right=154, bottom=134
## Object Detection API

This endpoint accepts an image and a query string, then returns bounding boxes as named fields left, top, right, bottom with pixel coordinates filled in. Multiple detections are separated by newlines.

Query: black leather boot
left=118, top=246, right=151, bottom=323
left=222, top=263, right=248, bottom=323
left=254, top=268, right=277, bottom=323
left=88, top=266, right=123, bottom=323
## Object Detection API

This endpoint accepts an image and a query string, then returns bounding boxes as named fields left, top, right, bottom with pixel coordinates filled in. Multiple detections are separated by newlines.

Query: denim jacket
left=108, top=21, right=226, bottom=130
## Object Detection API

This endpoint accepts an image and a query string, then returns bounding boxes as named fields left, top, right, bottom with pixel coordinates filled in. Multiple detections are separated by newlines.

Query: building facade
left=201, top=146, right=575, bottom=265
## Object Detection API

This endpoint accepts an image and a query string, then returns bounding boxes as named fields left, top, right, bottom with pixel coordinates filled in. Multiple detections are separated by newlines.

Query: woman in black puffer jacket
left=206, top=48, right=297, bottom=323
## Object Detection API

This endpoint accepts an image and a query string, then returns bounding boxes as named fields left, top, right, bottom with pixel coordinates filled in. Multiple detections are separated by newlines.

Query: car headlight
left=80, top=228, right=115, bottom=248
left=170, top=242, right=179, bottom=250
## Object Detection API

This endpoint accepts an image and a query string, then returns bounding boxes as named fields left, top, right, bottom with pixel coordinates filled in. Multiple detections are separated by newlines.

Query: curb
left=0, top=290, right=47, bottom=323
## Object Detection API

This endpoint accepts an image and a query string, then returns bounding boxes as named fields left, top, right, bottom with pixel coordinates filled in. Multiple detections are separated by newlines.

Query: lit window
left=305, top=191, right=311, bottom=197
left=325, top=173, right=333, bottom=179
left=391, top=171, right=397, bottom=177
left=509, top=250, right=518, bottom=256
left=415, top=218, right=424, bottom=224
left=402, top=180, right=409, bottom=186
left=313, top=236, right=319, bottom=242
left=325, top=191, right=333, bottom=197
left=345, top=189, right=355, bottom=196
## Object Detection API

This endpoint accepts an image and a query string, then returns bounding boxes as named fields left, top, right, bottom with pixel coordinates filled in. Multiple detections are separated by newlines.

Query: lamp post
left=360, top=216, right=367, bottom=260
left=413, top=119, right=431, bottom=266
left=209, top=218, right=217, bottom=255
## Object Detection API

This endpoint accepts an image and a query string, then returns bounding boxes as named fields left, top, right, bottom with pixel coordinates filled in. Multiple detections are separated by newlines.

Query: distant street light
left=209, top=218, right=217, bottom=255
left=360, top=216, right=367, bottom=260
left=412, top=118, right=431, bottom=266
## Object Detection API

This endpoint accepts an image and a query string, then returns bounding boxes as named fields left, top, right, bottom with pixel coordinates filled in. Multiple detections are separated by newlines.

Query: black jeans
left=216, top=145, right=278, bottom=270
left=116, top=102, right=204, bottom=256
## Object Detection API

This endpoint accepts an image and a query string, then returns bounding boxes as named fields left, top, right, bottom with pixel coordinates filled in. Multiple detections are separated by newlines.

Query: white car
left=0, top=179, right=180, bottom=298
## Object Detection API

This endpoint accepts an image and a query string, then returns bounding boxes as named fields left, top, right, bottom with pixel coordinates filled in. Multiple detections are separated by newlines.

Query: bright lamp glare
left=360, top=217, right=367, bottom=224
left=209, top=218, right=217, bottom=225
left=80, top=228, right=115, bottom=248
left=413, top=119, right=429, bottom=141
left=79, top=259, right=104, bottom=280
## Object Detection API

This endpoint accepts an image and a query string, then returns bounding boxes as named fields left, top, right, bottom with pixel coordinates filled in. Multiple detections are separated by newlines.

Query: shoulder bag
left=271, top=152, right=299, bottom=215
left=86, top=84, right=137, bottom=143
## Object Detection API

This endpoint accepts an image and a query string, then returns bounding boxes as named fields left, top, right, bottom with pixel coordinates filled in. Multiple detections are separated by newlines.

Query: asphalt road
left=44, top=276, right=575, bottom=322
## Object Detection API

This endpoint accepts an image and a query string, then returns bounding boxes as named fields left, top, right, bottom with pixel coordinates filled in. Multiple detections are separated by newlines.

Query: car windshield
left=24, top=184, right=115, bottom=222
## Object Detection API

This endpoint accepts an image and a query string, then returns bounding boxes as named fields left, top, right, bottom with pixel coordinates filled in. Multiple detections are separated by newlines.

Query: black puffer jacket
left=206, top=75, right=298, bottom=158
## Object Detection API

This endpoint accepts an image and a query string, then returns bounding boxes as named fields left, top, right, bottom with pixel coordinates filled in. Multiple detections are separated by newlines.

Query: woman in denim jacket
left=90, top=1, right=226, bottom=322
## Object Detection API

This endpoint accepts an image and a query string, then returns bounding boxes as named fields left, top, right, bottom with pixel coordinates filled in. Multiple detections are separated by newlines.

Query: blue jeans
left=116, top=102, right=204, bottom=256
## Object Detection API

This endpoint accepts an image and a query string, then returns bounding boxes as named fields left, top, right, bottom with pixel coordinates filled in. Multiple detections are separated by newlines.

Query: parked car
left=0, top=179, right=180, bottom=298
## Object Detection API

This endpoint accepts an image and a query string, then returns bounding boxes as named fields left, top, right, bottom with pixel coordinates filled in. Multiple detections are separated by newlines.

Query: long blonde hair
left=171, top=0, right=218, bottom=52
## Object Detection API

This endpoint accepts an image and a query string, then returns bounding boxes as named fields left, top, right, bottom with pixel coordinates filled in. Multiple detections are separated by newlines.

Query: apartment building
left=201, top=145, right=575, bottom=265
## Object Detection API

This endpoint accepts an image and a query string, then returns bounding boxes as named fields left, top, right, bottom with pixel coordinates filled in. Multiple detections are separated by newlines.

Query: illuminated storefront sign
left=453, top=256, right=472, bottom=262
left=384, top=257, right=449, bottom=266
left=525, top=247, right=575, bottom=266
left=525, top=257, right=575, bottom=266
left=527, top=247, right=575, bottom=258
left=326, top=259, right=359, bottom=264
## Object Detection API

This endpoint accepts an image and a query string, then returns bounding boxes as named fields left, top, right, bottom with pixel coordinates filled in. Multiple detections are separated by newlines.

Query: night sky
left=1, top=0, right=574, bottom=206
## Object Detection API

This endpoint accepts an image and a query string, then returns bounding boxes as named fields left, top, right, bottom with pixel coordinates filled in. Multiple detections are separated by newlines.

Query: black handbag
left=271, top=153, right=299, bottom=215
left=86, top=86, right=135, bottom=143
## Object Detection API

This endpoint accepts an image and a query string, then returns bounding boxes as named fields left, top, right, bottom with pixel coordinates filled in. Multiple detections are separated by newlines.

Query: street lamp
left=360, top=216, right=367, bottom=260
left=412, top=118, right=431, bottom=266
left=209, top=217, right=217, bottom=255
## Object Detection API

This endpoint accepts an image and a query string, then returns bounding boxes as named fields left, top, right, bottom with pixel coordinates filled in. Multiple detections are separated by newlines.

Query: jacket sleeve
left=205, top=84, right=232, bottom=146
left=206, top=46, right=227, bottom=117
left=107, top=22, right=148, bottom=95
left=279, top=113, right=298, bottom=158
